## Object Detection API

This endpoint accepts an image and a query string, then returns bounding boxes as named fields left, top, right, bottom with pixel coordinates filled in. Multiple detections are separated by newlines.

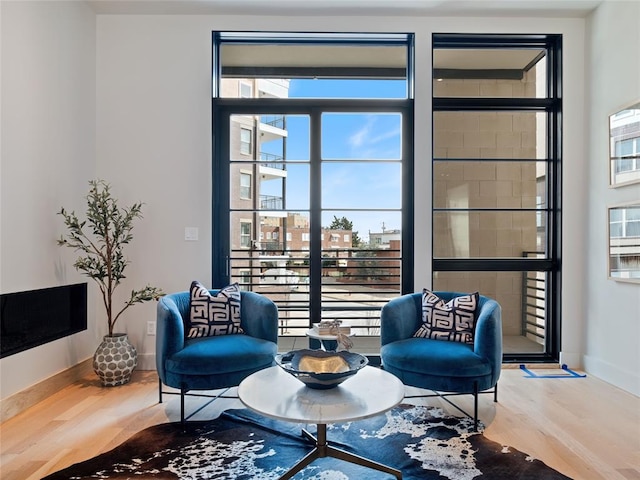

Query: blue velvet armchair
left=380, top=291, right=502, bottom=429
left=156, top=289, right=278, bottom=424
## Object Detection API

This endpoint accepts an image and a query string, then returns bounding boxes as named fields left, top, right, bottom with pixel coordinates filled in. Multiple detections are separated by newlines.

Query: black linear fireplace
left=0, top=283, right=87, bottom=358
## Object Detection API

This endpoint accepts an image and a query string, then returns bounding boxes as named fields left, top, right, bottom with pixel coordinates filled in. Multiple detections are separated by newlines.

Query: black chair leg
left=180, top=388, right=186, bottom=428
left=158, top=378, right=163, bottom=404
left=494, top=382, right=498, bottom=402
left=473, top=382, right=479, bottom=432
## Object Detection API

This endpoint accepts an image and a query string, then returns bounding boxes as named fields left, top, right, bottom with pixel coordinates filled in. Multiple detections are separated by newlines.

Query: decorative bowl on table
left=275, top=349, right=368, bottom=389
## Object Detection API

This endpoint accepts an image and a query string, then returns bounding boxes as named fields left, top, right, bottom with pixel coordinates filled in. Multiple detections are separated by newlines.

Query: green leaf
left=58, top=179, right=163, bottom=334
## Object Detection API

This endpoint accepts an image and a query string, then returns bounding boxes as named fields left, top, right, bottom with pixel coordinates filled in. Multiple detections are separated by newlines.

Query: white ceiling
left=86, top=0, right=600, bottom=71
left=87, top=0, right=603, bottom=17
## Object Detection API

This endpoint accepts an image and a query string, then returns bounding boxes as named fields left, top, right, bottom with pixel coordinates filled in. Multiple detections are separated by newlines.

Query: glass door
left=212, top=32, right=414, bottom=355
left=218, top=104, right=410, bottom=354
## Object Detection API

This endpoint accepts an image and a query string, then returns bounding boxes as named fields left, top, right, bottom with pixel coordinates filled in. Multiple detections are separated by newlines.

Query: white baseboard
left=559, top=351, right=582, bottom=369
left=1, top=358, right=93, bottom=422
left=1, top=354, right=159, bottom=422
left=583, top=354, right=640, bottom=397
left=137, top=353, right=156, bottom=371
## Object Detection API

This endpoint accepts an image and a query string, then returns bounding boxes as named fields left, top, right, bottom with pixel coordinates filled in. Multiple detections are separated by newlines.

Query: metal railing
left=230, top=247, right=401, bottom=337
left=260, top=115, right=285, bottom=129
left=521, top=251, right=546, bottom=344
left=259, top=152, right=285, bottom=166
left=260, top=195, right=283, bottom=210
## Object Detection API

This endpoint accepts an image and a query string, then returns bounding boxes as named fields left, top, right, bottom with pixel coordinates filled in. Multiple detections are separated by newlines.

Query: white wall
left=94, top=13, right=589, bottom=373
left=0, top=1, right=97, bottom=400
left=2, top=2, right=637, bottom=400
left=95, top=15, right=217, bottom=369
left=584, top=1, right=640, bottom=396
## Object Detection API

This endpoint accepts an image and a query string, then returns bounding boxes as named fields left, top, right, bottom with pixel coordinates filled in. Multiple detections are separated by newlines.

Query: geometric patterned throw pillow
left=187, top=281, right=243, bottom=338
left=413, top=289, right=479, bottom=345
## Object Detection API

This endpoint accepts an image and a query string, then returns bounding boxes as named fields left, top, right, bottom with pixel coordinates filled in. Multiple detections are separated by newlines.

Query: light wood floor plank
left=0, top=367, right=638, bottom=479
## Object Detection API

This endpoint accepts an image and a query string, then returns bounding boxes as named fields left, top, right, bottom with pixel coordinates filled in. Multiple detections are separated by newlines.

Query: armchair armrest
left=380, top=293, right=423, bottom=345
left=156, top=294, right=187, bottom=380
left=240, top=291, right=278, bottom=344
left=473, top=297, right=502, bottom=383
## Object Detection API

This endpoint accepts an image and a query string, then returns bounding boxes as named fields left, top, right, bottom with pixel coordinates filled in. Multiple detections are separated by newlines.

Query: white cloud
left=348, top=116, right=401, bottom=156
left=348, top=116, right=376, bottom=148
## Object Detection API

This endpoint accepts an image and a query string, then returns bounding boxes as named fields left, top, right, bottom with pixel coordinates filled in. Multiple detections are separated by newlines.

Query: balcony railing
left=229, top=247, right=402, bottom=338
left=521, top=251, right=546, bottom=345
left=260, top=115, right=285, bottom=129
left=260, top=195, right=283, bottom=210
left=259, top=152, right=285, bottom=170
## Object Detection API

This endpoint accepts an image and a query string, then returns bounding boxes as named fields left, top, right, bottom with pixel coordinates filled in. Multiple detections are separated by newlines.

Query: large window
left=213, top=32, right=414, bottom=354
left=432, top=34, right=562, bottom=362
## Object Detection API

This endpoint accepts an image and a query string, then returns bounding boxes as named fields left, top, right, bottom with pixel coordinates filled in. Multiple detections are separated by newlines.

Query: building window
left=239, top=269, right=251, bottom=290
left=608, top=203, right=640, bottom=281
left=611, top=206, right=640, bottom=237
left=240, top=128, right=252, bottom=155
left=240, top=172, right=252, bottom=199
left=240, top=82, right=252, bottom=98
left=614, top=138, right=640, bottom=174
left=609, top=102, right=640, bottom=186
left=240, top=221, right=251, bottom=248
left=302, top=233, right=310, bottom=242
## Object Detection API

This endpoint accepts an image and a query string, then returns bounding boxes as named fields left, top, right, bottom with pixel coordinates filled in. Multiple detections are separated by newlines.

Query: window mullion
left=309, top=109, right=323, bottom=326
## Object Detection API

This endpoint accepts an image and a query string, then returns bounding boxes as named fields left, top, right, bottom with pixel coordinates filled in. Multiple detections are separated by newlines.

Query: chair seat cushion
left=166, top=334, right=276, bottom=376
left=381, top=337, right=491, bottom=378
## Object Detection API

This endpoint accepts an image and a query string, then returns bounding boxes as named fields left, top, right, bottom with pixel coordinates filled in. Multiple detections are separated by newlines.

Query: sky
left=260, top=78, right=406, bottom=242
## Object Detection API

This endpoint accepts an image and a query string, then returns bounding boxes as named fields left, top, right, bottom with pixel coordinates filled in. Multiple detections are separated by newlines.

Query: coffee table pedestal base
left=278, top=423, right=402, bottom=480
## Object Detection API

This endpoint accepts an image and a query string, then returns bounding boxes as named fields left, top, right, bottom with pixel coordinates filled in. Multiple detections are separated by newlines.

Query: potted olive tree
left=58, top=180, right=163, bottom=386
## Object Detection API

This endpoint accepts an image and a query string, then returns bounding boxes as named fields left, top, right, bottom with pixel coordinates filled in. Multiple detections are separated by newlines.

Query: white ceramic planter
left=93, top=333, right=137, bottom=386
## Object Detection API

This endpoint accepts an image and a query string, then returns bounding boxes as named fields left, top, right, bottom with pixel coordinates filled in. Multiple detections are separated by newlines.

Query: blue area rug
left=43, top=404, right=571, bottom=479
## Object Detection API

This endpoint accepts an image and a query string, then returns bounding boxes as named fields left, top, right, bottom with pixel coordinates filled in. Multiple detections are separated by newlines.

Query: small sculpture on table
left=312, top=319, right=354, bottom=351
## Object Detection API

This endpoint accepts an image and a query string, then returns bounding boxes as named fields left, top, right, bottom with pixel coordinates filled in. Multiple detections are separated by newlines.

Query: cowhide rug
left=43, top=404, right=571, bottom=479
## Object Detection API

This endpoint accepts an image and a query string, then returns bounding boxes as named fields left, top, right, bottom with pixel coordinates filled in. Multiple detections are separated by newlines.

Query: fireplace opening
left=0, top=283, right=87, bottom=358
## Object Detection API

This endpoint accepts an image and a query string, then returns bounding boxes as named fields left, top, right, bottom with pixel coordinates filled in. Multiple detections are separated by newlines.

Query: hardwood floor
left=1, top=366, right=638, bottom=480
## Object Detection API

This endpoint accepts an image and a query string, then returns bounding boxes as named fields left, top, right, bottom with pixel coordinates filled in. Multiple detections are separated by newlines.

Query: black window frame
left=432, top=33, right=563, bottom=364
left=212, top=32, right=416, bottom=343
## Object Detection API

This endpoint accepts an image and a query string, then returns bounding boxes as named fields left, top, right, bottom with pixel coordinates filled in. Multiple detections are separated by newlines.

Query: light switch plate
left=184, top=227, right=199, bottom=241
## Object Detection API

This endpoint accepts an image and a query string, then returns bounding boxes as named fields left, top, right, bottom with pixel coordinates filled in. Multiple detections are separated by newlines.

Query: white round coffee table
left=238, top=365, right=404, bottom=479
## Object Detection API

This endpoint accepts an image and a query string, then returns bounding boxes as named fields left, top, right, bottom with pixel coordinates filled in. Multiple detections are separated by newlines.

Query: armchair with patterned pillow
left=156, top=282, right=278, bottom=425
left=380, top=290, right=502, bottom=430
